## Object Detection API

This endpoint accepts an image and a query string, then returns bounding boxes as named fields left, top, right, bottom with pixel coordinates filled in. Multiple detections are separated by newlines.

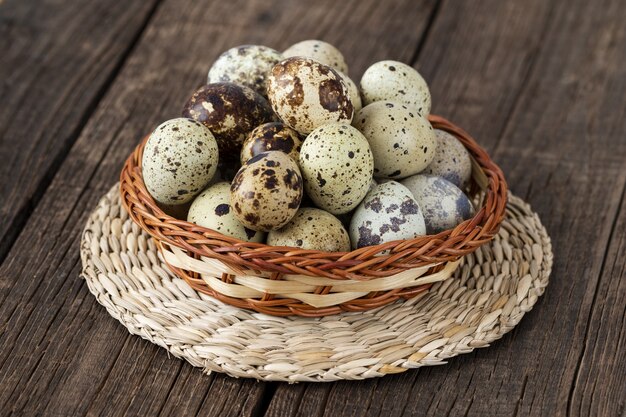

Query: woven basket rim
left=120, top=114, right=508, bottom=280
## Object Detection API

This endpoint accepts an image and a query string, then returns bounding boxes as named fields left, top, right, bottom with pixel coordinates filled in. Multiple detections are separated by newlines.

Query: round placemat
left=80, top=184, right=552, bottom=382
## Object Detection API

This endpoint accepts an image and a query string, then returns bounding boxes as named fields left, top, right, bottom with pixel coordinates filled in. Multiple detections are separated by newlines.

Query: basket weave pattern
left=120, top=115, right=507, bottom=316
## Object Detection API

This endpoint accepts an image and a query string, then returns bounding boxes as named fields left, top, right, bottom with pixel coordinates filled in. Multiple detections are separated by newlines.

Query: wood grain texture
left=265, top=0, right=626, bottom=415
left=0, top=0, right=624, bottom=415
left=0, top=0, right=160, bottom=262
left=0, top=0, right=438, bottom=415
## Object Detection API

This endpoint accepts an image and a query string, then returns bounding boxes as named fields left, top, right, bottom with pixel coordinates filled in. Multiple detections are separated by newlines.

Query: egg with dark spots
left=182, top=82, right=274, bottom=158
left=360, top=60, right=431, bottom=114
left=267, top=207, right=350, bottom=252
left=299, top=123, right=373, bottom=214
left=423, top=129, right=473, bottom=188
left=240, top=122, right=303, bottom=165
left=336, top=70, right=362, bottom=114
left=349, top=181, right=426, bottom=249
left=353, top=101, right=436, bottom=179
left=230, top=151, right=303, bottom=231
left=208, top=45, right=283, bottom=96
left=142, top=118, right=218, bottom=206
left=401, top=174, right=475, bottom=234
left=283, top=40, right=349, bottom=74
left=187, top=182, right=265, bottom=242
left=267, top=57, right=353, bottom=134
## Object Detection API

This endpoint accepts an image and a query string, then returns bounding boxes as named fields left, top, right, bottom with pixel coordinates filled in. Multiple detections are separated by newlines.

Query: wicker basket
left=120, top=115, right=507, bottom=317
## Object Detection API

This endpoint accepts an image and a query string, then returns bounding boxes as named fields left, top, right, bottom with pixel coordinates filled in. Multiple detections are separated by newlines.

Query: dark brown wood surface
left=0, top=0, right=624, bottom=415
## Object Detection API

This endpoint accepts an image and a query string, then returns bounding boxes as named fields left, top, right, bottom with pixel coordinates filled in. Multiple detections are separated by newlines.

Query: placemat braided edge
left=80, top=184, right=552, bottom=382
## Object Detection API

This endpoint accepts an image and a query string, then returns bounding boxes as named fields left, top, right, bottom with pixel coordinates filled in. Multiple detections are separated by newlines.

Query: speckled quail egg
left=267, top=207, right=350, bottom=252
left=267, top=57, right=353, bottom=134
left=283, top=40, right=349, bottom=74
left=187, top=182, right=265, bottom=242
left=353, top=101, right=436, bottom=179
left=337, top=70, right=362, bottom=114
left=360, top=60, right=431, bottom=114
left=207, top=45, right=283, bottom=96
left=401, top=174, right=474, bottom=234
left=230, top=151, right=303, bottom=231
left=240, top=122, right=303, bottom=165
left=299, top=123, right=374, bottom=214
left=349, top=181, right=426, bottom=249
left=423, top=129, right=473, bottom=188
left=142, top=118, right=218, bottom=206
left=182, top=82, right=274, bottom=158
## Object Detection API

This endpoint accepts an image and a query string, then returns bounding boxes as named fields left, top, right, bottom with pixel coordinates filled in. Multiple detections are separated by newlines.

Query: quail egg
left=353, top=101, right=436, bottom=179
left=423, top=129, right=473, bottom=188
left=267, top=57, right=353, bottom=134
left=349, top=181, right=426, bottom=249
left=283, top=40, right=349, bottom=74
left=182, top=82, right=274, bottom=157
left=142, top=118, right=218, bottom=206
left=401, top=174, right=474, bottom=234
left=360, top=60, right=431, bottom=114
left=240, top=122, right=303, bottom=165
left=207, top=45, right=283, bottom=96
left=337, top=70, right=362, bottom=114
left=299, top=123, right=374, bottom=214
left=267, top=207, right=350, bottom=252
left=230, top=151, right=303, bottom=231
left=187, top=182, right=265, bottom=242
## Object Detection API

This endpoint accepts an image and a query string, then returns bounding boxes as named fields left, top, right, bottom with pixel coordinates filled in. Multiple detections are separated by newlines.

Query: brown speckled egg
left=423, top=129, right=473, bottom=188
left=299, top=123, right=373, bottom=214
left=230, top=151, right=303, bottom=231
left=187, top=182, right=265, bottom=242
left=142, top=118, right=218, bottom=206
left=283, top=40, right=349, bottom=74
left=240, top=122, right=303, bottom=165
left=337, top=70, right=362, bottom=114
left=360, top=60, right=431, bottom=114
left=207, top=45, right=283, bottom=96
left=401, top=174, right=474, bottom=234
left=267, top=207, right=350, bottom=252
left=349, top=181, right=426, bottom=249
left=353, top=101, right=436, bottom=179
left=182, top=82, right=274, bottom=158
left=267, top=57, right=353, bottom=134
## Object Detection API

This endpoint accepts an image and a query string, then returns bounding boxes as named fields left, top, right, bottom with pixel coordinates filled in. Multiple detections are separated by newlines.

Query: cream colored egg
left=208, top=45, right=283, bottom=96
left=283, top=40, right=348, bottom=74
left=401, top=174, right=474, bottom=234
left=349, top=181, right=426, bottom=249
left=299, top=123, right=374, bottom=214
left=267, top=57, right=353, bottom=134
left=267, top=207, right=350, bottom=252
left=230, top=151, right=303, bottom=231
left=423, top=129, right=473, bottom=188
left=360, top=60, right=431, bottom=114
left=142, top=118, right=218, bottom=206
left=187, top=182, right=265, bottom=242
left=353, top=101, right=436, bottom=179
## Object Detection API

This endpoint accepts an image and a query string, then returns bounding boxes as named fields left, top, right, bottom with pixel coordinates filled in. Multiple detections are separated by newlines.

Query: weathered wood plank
left=0, top=0, right=160, bottom=262
left=266, top=0, right=626, bottom=415
left=567, top=190, right=626, bottom=417
left=0, top=0, right=439, bottom=415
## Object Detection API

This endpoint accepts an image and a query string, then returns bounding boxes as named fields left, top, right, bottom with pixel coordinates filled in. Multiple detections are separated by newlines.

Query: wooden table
left=1, top=0, right=624, bottom=415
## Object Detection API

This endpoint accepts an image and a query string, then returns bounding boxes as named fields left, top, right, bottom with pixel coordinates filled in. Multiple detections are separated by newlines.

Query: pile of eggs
left=142, top=40, right=475, bottom=252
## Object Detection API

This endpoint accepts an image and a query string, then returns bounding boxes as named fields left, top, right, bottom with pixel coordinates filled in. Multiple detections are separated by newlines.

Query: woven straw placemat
left=80, top=184, right=552, bottom=382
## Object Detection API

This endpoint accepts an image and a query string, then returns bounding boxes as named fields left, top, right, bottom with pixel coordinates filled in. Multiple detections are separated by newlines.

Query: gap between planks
left=0, top=0, right=164, bottom=266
